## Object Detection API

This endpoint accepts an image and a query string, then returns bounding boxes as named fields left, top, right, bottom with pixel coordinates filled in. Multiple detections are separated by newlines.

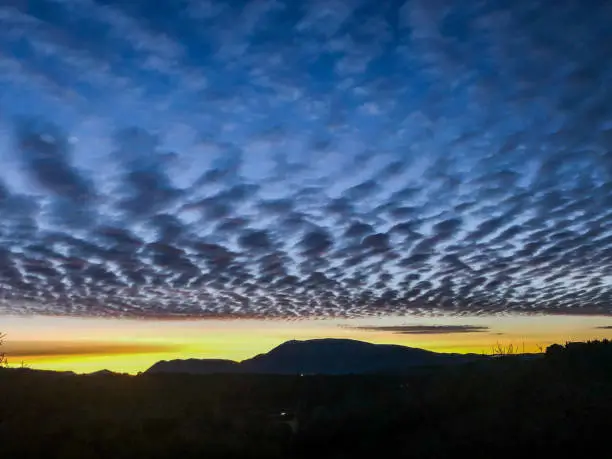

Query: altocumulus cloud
left=0, top=1, right=611, bottom=318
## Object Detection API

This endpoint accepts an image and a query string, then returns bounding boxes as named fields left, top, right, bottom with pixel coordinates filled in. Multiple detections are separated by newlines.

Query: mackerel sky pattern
left=1, top=0, right=612, bottom=318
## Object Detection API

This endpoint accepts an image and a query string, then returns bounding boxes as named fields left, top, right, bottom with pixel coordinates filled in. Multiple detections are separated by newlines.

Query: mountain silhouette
left=147, top=358, right=240, bottom=375
left=86, top=369, right=126, bottom=377
left=145, top=339, right=486, bottom=375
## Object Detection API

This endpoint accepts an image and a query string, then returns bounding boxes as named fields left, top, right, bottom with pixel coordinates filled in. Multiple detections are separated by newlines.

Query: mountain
left=146, top=358, right=240, bottom=375
left=0, top=367, right=76, bottom=377
left=145, top=339, right=487, bottom=375
left=240, top=338, right=478, bottom=374
left=86, top=369, right=125, bottom=377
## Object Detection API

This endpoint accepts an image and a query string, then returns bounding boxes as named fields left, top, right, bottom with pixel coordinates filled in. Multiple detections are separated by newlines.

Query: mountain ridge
left=146, top=338, right=489, bottom=375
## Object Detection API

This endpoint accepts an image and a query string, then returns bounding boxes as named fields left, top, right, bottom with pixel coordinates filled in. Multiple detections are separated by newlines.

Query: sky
left=1, top=0, right=612, bottom=373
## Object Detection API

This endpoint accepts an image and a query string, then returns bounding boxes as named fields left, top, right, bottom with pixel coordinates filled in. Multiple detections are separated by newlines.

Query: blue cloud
left=0, top=0, right=611, bottom=318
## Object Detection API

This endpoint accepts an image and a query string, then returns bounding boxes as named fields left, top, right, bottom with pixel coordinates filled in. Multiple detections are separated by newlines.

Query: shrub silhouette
left=0, top=332, right=6, bottom=367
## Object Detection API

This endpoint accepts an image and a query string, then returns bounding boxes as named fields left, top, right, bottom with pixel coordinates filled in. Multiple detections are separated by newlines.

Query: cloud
left=351, top=325, right=490, bottom=335
left=114, top=128, right=183, bottom=218
left=16, top=120, right=93, bottom=197
left=15, top=119, right=98, bottom=228
left=299, top=229, right=334, bottom=257
left=0, top=1, right=611, bottom=319
left=4, top=341, right=182, bottom=358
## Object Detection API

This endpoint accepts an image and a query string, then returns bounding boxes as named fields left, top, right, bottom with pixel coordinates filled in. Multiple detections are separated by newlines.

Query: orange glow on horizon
left=1, top=314, right=612, bottom=374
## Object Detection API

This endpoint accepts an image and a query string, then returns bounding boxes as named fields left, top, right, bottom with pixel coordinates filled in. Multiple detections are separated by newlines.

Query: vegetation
left=0, top=332, right=6, bottom=367
left=0, top=340, right=611, bottom=458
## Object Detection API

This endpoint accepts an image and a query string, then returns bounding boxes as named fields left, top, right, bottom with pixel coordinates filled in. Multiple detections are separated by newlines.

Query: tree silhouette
left=0, top=332, right=7, bottom=367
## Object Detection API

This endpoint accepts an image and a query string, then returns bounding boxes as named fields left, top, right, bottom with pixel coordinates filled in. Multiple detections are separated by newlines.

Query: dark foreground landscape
left=1, top=340, right=612, bottom=459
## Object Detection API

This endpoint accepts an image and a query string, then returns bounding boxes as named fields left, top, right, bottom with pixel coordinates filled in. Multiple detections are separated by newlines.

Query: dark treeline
left=1, top=340, right=611, bottom=459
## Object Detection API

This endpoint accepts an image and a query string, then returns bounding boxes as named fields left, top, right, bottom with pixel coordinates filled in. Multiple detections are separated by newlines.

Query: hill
left=147, top=358, right=240, bottom=375
left=145, top=338, right=487, bottom=375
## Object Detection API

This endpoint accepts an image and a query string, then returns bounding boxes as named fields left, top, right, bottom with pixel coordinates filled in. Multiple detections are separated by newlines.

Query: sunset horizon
left=3, top=314, right=612, bottom=374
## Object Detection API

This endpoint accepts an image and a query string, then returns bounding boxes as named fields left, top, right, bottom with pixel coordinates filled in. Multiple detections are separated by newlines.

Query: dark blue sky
left=1, top=0, right=612, bottom=318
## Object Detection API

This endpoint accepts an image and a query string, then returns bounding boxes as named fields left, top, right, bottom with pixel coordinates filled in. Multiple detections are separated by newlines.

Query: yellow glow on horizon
left=1, top=314, right=612, bottom=374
